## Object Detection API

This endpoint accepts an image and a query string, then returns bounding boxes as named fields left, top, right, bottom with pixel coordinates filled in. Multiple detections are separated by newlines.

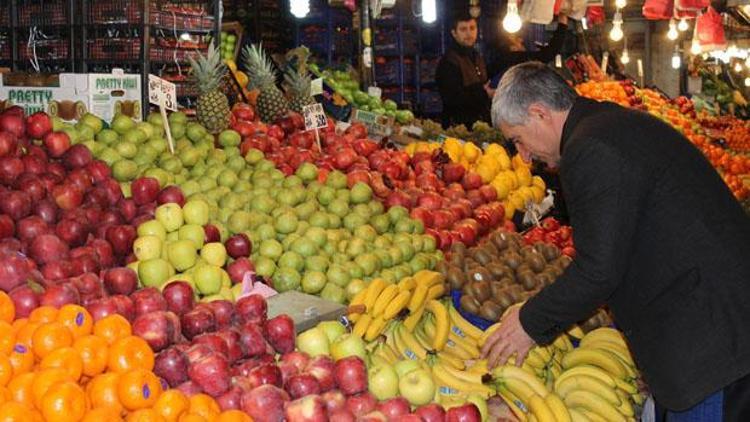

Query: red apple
left=329, top=409, right=356, bottom=422
left=0, top=113, right=24, bottom=138
left=86, top=297, right=118, bottom=321
left=377, top=397, right=411, bottom=420
left=345, top=392, right=377, bottom=417
left=181, top=307, right=216, bottom=340
left=105, top=225, right=137, bottom=257
left=216, top=328, right=244, bottom=364
left=225, top=233, right=252, bottom=258
left=110, top=294, right=135, bottom=321
left=320, top=390, right=346, bottom=414
left=240, top=384, right=290, bottom=422
left=264, top=315, right=295, bottom=354
left=16, top=216, right=49, bottom=242
left=206, top=300, right=235, bottom=329
left=176, top=380, right=203, bottom=397
left=193, top=333, right=229, bottom=359
left=359, top=411, right=387, bottom=422
left=246, top=363, right=283, bottom=389
left=131, top=177, right=160, bottom=205
left=28, top=233, right=69, bottom=265
left=25, top=112, right=51, bottom=139
left=132, top=310, right=180, bottom=352
left=0, top=157, right=24, bottom=186
left=285, top=373, right=321, bottom=399
left=445, top=404, right=481, bottom=422
left=154, top=345, right=189, bottom=387
left=415, top=403, right=446, bottom=422
left=306, top=355, right=336, bottom=392
left=204, top=224, right=221, bottom=243
left=40, top=282, right=80, bottom=307
left=0, top=191, right=31, bottom=221
left=333, top=356, right=367, bottom=396
left=442, top=163, right=466, bottom=184
left=56, top=218, right=88, bottom=247
left=0, top=132, right=17, bottom=158
left=131, top=287, right=168, bottom=317
left=281, top=351, right=311, bottom=374
left=239, top=322, right=270, bottom=358
left=461, top=172, right=483, bottom=190
left=102, top=267, right=137, bottom=296
left=9, top=284, right=41, bottom=318
left=43, top=131, right=71, bottom=157
left=394, top=414, right=424, bottom=422
left=157, top=185, right=185, bottom=207
left=285, top=395, right=328, bottom=422
left=227, top=257, right=254, bottom=285
left=236, top=294, right=267, bottom=324
left=161, top=281, right=195, bottom=316
left=189, top=352, right=231, bottom=397
left=217, top=386, right=243, bottom=411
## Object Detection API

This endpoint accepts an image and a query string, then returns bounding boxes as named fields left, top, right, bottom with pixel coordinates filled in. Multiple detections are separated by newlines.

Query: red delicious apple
left=461, top=172, right=483, bottom=190
left=181, top=307, right=216, bottom=340
left=281, top=351, right=311, bottom=374
left=43, top=131, right=71, bottom=158
left=216, top=328, right=244, bottom=364
left=56, top=218, right=89, bottom=247
left=217, top=385, right=244, bottom=411
left=442, top=163, right=466, bottom=184
left=132, top=310, right=180, bottom=352
left=239, top=322, right=271, bottom=358
left=236, top=294, right=267, bottom=324
left=105, top=225, right=136, bottom=257
left=227, top=257, right=254, bottom=285
left=25, top=112, right=51, bottom=139
left=204, top=224, right=220, bottom=243
left=117, top=198, right=137, bottom=223
left=0, top=191, right=31, bottom=221
left=0, top=214, right=15, bottom=239
left=86, top=160, right=111, bottom=183
left=102, top=267, right=137, bottom=296
left=131, top=287, right=168, bottom=317
left=285, top=373, right=321, bottom=399
left=320, top=390, right=346, bottom=414
left=61, top=144, right=92, bottom=170
left=154, top=345, right=189, bottom=387
left=0, top=113, right=25, bottom=138
left=9, top=284, right=41, bottom=318
left=232, top=355, right=275, bottom=378
left=131, top=177, right=161, bottom=205
left=162, top=281, right=195, bottom=316
left=385, top=191, right=411, bottom=209
left=88, top=238, right=114, bottom=269
left=377, top=397, right=411, bottom=420
left=176, top=380, right=203, bottom=397
left=240, top=384, right=290, bottom=422
left=40, top=282, right=80, bottom=307
left=70, top=272, right=103, bottom=298
left=445, top=404, right=481, bottom=422
left=415, top=403, right=446, bottom=422
left=246, top=363, right=282, bottom=389
left=0, top=158, right=24, bottom=187
left=306, top=355, right=336, bottom=392
left=394, top=414, right=424, bottom=422
left=345, top=392, right=377, bottom=417
left=189, top=352, right=231, bottom=397
left=329, top=409, right=356, bottom=422
left=157, top=185, right=185, bottom=207
left=264, top=315, right=295, bottom=354
left=194, top=333, right=229, bottom=359
left=16, top=216, right=49, bottom=242
left=333, top=356, right=367, bottom=396
left=285, top=395, right=328, bottom=422
left=225, top=233, right=252, bottom=258
left=0, top=132, right=17, bottom=158
left=359, top=411, right=387, bottom=422
left=86, top=297, right=119, bottom=321
left=206, top=300, right=235, bottom=329
left=16, top=174, right=46, bottom=202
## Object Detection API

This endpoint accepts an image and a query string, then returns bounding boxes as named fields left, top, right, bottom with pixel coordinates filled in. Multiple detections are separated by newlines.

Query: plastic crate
left=375, top=30, right=398, bottom=54
left=375, top=57, right=400, bottom=85
left=18, top=0, right=69, bottom=26
left=150, top=9, right=214, bottom=30
left=420, top=58, right=439, bottom=84
left=403, top=58, right=415, bottom=85
left=148, top=45, right=202, bottom=63
left=88, top=38, right=140, bottom=61
left=19, top=38, right=69, bottom=61
left=382, top=87, right=400, bottom=102
left=0, top=38, right=9, bottom=60
left=0, top=3, right=9, bottom=26
left=331, top=26, right=353, bottom=55
left=89, top=0, right=142, bottom=24
left=421, top=89, right=442, bottom=114
left=402, top=28, right=418, bottom=55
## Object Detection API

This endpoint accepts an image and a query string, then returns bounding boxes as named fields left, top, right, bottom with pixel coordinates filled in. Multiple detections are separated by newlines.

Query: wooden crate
left=221, top=21, right=244, bottom=62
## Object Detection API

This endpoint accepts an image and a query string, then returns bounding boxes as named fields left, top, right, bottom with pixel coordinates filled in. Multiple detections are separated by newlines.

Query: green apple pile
left=130, top=199, right=240, bottom=302
left=220, top=31, right=237, bottom=61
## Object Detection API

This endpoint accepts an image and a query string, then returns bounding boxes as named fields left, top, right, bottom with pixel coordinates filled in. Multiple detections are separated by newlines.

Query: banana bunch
left=492, top=364, right=572, bottom=422
left=349, top=271, right=446, bottom=342
left=557, top=328, right=642, bottom=421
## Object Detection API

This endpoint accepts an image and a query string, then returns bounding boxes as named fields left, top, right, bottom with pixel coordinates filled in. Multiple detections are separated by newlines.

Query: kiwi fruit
left=450, top=242, right=467, bottom=256
left=496, top=292, right=514, bottom=309
left=515, top=263, right=532, bottom=276
left=460, top=295, right=481, bottom=315
left=483, top=241, right=499, bottom=255
left=536, top=272, right=554, bottom=286
left=557, top=255, right=573, bottom=267
left=541, top=244, right=560, bottom=261
left=435, top=260, right=450, bottom=277
left=518, top=271, right=538, bottom=291
left=519, top=245, right=538, bottom=259
left=479, top=300, right=502, bottom=321
left=473, top=249, right=493, bottom=266
left=507, top=285, right=525, bottom=302
left=498, top=276, right=515, bottom=287
left=470, top=281, right=491, bottom=302
left=449, top=255, right=464, bottom=268
left=491, top=231, right=511, bottom=250
left=468, top=267, right=492, bottom=284
left=528, top=255, right=546, bottom=273
left=490, top=281, right=506, bottom=298
left=446, top=267, right=467, bottom=290
left=503, top=251, right=523, bottom=270
left=487, top=262, right=511, bottom=279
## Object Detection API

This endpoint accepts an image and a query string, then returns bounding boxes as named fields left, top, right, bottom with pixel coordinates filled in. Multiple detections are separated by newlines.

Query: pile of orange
left=0, top=292, right=252, bottom=422
left=575, top=81, right=630, bottom=106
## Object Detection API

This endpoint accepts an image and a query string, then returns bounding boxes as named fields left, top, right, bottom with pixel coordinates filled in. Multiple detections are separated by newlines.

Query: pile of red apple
left=230, top=106, right=508, bottom=251
left=522, top=217, right=575, bottom=258
left=142, top=290, right=477, bottom=421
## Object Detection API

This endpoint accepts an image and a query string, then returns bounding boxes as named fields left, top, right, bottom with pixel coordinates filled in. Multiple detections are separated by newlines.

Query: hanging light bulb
left=678, top=18, right=689, bottom=32
left=667, top=19, right=678, bottom=41
left=421, top=0, right=437, bottom=23
left=609, top=11, right=624, bottom=42
left=503, top=0, right=523, bottom=33
left=621, top=36, right=630, bottom=64
left=734, top=61, right=743, bottom=72
left=745, top=77, right=750, bottom=87
left=690, top=36, right=701, bottom=55
left=672, top=50, right=681, bottom=69
left=290, top=0, right=310, bottom=18
left=745, top=56, right=750, bottom=68
left=615, top=0, right=627, bottom=9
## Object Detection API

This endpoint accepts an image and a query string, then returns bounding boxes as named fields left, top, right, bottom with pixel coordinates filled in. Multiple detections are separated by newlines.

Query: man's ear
left=451, top=28, right=458, bottom=39
left=527, top=103, right=549, bottom=121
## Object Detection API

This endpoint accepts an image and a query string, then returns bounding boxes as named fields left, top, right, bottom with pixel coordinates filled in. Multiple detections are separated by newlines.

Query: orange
left=188, top=394, right=220, bottom=421
left=7, top=372, right=35, bottom=408
left=86, top=372, right=123, bottom=413
left=11, top=318, right=27, bottom=333
left=32, top=321, right=73, bottom=359
left=40, top=347, right=83, bottom=382
left=0, top=386, right=9, bottom=405
left=0, top=292, right=14, bottom=324
left=0, top=322, right=16, bottom=355
left=179, top=414, right=209, bottom=422
left=15, top=321, right=40, bottom=346
left=57, top=304, right=93, bottom=339
left=83, top=406, right=123, bottom=422
left=126, top=408, right=167, bottom=422
left=108, top=336, right=154, bottom=373
left=94, top=314, right=132, bottom=345
left=117, top=369, right=163, bottom=411
left=0, top=356, right=11, bottom=388
left=8, top=343, right=34, bottom=377
left=216, top=410, right=253, bottom=422
left=40, top=381, right=87, bottom=422
left=31, top=368, right=71, bottom=409
left=73, top=335, right=109, bottom=377
left=153, top=389, right=190, bottom=422
left=0, top=401, right=34, bottom=422
left=29, top=305, right=59, bottom=324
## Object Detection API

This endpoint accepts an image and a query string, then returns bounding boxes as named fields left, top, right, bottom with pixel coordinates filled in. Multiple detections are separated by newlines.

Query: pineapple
left=188, top=44, right=230, bottom=134
left=243, top=43, right=289, bottom=123
left=285, top=69, right=316, bottom=113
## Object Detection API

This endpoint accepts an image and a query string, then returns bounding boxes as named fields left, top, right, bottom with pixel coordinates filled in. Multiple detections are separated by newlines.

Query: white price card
left=601, top=52, right=609, bottom=74
left=555, top=54, right=563, bottom=68
left=303, top=103, right=328, bottom=131
left=148, top=74, right=177, bottom=111
left=367, top=86, right=382, bottom=98
left=310, top=78, right=324, bottom=96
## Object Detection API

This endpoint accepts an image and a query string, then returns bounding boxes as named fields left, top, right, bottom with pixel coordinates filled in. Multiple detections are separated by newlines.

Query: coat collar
left=560, top=96, right=598, bottom=155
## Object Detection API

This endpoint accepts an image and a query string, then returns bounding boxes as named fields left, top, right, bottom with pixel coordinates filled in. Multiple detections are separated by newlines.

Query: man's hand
left=481, top=306, right=537, bottom=368
left=484, top=82, right=496, bottom=99
left=557, top=14, right=568, bottom=26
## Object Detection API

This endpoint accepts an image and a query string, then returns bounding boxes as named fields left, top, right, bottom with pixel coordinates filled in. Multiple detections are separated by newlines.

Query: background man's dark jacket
left=519, top=97, right=750, bottom=410
left=436, top=41, right=491, bottom=129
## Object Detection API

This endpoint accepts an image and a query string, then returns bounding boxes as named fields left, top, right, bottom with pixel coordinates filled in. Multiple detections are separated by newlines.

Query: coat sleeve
left=436, top=59, right=486, bottom=110
left=526, top=23, right=568, bottom=64
left=519, top=137, right=648, bottom=344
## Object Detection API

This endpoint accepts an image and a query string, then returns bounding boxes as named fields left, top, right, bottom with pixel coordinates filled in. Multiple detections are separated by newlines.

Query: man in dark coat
left=481, top=62, right=750, bottom=419
left=435, top=11, right=492, bottom=129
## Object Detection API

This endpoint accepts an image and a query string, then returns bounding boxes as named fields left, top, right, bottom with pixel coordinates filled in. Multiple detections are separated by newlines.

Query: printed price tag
left=555, top=54, right=563, bottom=68
left=601, top=52, right=609, bottom=74
left=148, top=74, right=176, bottom=111
left=310, top=78, right=324, bottom=96
left=350, top=109, right=393, bottom=139
left=303, top=103, right=328, bottom=131
left=367, top=86, right=382, bottom=98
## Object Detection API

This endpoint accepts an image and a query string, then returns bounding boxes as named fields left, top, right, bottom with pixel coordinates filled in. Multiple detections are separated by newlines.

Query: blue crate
left=403, top=59, right=415, bottom=84
left=420, top=58, right=439, bottom=84
left=421, top=89, right=442, bottom=114
left=375, top=58, right=400, bottom=85
left=375, top=30, right=398, bottom=55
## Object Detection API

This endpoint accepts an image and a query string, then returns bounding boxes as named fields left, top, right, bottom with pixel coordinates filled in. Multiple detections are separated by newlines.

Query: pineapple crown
left=188, top=44, right=227, bottom=94
left=284, top=68, right=312, bottom=97
left=242, top=43, right=278, bottom=91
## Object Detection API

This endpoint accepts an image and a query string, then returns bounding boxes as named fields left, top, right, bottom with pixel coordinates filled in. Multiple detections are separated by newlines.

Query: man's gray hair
left=491, top=62, right=578, bottom=127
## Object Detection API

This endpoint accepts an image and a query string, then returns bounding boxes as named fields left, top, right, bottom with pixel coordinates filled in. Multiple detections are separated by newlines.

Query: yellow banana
left=371, top=284, right=399, bottom=317
left=556, top=365, right=617, bottom=390
left=563, top=390, right=626, bottom=422
left=403, top=305, right=425, bottom=332
left=382, top=290, right=411, bottom=320
left=581, top=327, right=627, bottom=348
left=413, top=325, right=434, bottom=350
left=615, top=389, right=636, bottom=417
left=448, top=331, right=481, bottom=358
left=426, top=283, right=446, bottom=301
left=615, top=378, right=638, bottom=395
left=478, top=321, right=502, bottom=347
left=348, top=288, right=368, bottom=322
left=522, top=360, right=543, bottom=378
left=566, top=325, right=585, bottom=340
left=447, top=302, right=483, bottom=340
left=426, top=300, right=449, bottom=351
left=443, top=339, right=474, bottom=360
left=561, top=348, right=630, bottom=380
left=397, top=323, right=430, bottom=359
left=496, top=385, right=529, bottom=421
left=352, top=313, right=372, bottom=338
left=414, top=270, right=444, bottom=287
left=467, top=359, right=488, bottom=374
left=568, top=408, right=592, bottom=422
left=432, top=363, right=495, bottom=398
left=524, top=349, right=549, bottom=370
left=577, top=409, right=608, bottom=422
left=631, top=392, right=645, bottom=406
left=369, top=353, right=391, bottom=368
left=440, top=362, right=486, bottom=385
left=545, top=392, right=572, bottom=422
left=554, top=374, right=621, bottom=406
left=553, top=334, right=574, bottom=352
left=528, top=394, right=556, bottom=422
left=579, top=341, right=635, bottom=368
left=365, top=316, right=387, bottom=341
left=436, top=353, right=466, bottom=370
left=408, top=283, right=429, bottom=312
left=397, top=276, right=416, bottom=291
left=363, top=278, right=387, bottom=313
left=493, top=365, right=550, bottom=401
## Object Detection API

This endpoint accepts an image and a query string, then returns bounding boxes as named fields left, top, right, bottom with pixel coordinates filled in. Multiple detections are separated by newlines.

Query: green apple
left=178, top=224, right=205, bottom=249
left=194, top=264, right=223, bottom=295
left=155, top=203, right=184, bottom=232
left=296, top=327, right=330, bottom=357
left=133, top=235, right=163, bottom=261
left=368, top=364, right=399, bottom=400
left=167, top=240, right=197, bottom=272
left=200, top=242, right=227, bottom=267
left=330, top=333, right=367, bottom=361
left=273, top=267, right=301, bottom=292
left=301, top=271, right=326, bottom=294
left=316, top=321, right=346, bottom=344
left=182, top=199, right=209, bottom=226
left=345, top=278, right=367, bottom=301
left=127, top=260, right=139, bottom=275
left=350, top=182, right=373, bottom=204
left=394, top=360, right=422, bottom=378
left=138, top=258, right=171, bottom=288
left=398, top=369, right=435, bottom=406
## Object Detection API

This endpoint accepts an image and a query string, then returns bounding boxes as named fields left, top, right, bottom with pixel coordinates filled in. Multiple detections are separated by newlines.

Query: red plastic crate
left=150, top=9, right=214, bottom=30
left=148, top=45, right=203, bottom=63
left=89, top=0, right=142, bottom=24
left=0, top=39, right=9, bottom=60
left=88, top=38, right=141, bottom=61
left=18, top=39, right=69, bottom=61
left=18, top=0, right=68, bottom=26
left=0, top=3, right=9, bottom=26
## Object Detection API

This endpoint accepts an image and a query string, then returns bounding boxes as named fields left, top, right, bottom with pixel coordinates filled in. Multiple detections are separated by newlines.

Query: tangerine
left=0, top=322, right=16, bottom=356
left=31, top=368, right=71, bottom=409
left=73, top=335, right=109, bottom=377
left=216, top=410, right=253, bottom=422
left=188, top=394, right=221, bottom=421
left=7, top=372, right=35, bottom=408
left=32, top=321, right=73, bottom=359
left=40, top=347, right=83, bottom=382
left=0, top=401, right=34, bottom=422
left=8, top=343, right=34, bottom=377
left=108, top=336, right=154, bottom=373
left=29, top=306, right=59, bottom=324
left=40, top=381, right=87, bottom=422
left=82, top=406, right=123, bottom=422
left=126, top=408, right=168, bottom=422
left=0, top=292, right=14, bottom=324
left=153, top=389, right=190, bottom=422
left=94, top=314, right=132, bottom=345
left=57, top=304, right=93, bottom=339
left=85, top=372, right=123, bottom=413
left=117, top=368, right=163, bottom=411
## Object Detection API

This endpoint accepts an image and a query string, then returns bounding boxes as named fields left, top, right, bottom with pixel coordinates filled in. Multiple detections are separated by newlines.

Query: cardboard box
left=88, top=70, right=142, bottom=122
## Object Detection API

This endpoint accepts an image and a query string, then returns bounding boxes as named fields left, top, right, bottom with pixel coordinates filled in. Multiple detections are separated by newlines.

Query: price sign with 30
left=303, top=103, right=328, bottom=131
left=148, top=74, right=177, bottom=111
